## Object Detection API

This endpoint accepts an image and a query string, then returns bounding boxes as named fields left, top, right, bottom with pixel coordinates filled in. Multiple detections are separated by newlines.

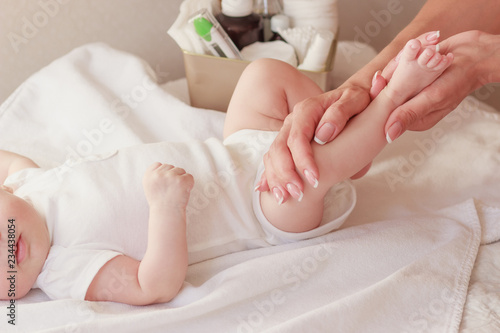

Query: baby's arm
left=0, top=150, right=39, bottom=184
left=86, top=163, right=194, bottom=305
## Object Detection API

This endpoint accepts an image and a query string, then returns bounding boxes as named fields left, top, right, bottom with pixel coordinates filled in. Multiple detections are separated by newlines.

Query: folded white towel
left=167, top=0, right=221, bottom=54
left=241, top=40, right=298, bottom=67
left=283, top=0, right=339, bottom=33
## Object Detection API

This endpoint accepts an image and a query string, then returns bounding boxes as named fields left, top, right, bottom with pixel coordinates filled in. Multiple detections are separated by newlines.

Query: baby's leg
left=223, top=59, right=329, bottom=232
left=223, top=59, right=323, bottom=139
left=261, top=39, right=453, bottom=233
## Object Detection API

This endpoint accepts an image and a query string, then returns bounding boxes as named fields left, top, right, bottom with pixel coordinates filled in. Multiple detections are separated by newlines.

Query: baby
left=0, top=37, right=452, bottom=305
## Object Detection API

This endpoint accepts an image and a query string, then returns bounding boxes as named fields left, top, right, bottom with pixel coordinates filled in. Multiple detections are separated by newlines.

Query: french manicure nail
left=371, top=70, right=380, bottom=87
left=314, top=123, right=336, bottom=145
left=273, top=187, right=284, bottom=205
left=286, top=183, right=304, bottom=202
left=1, top=185, right=13, bottom=194
left=426, top=30, right=440, bottom=41
left=435, top=44, right=440, bottom=53
left=304, top=169, right=319, bottom=188
left=386, top=121, right=403, bottom=144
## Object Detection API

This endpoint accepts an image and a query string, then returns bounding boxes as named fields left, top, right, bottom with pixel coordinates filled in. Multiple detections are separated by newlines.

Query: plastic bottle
left=216, top=0, right=264, bottom=50
left=191, top=9, right=242, bottom=59
left=269, top=14, right=290, bottom=42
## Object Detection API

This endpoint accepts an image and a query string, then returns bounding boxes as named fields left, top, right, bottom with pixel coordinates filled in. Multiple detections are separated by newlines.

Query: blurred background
left=1, top=0, right=498, bottom=108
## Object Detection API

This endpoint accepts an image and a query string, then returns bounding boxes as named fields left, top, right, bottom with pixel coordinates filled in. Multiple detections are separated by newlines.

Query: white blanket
left=1, top=43, right=500, bottom=333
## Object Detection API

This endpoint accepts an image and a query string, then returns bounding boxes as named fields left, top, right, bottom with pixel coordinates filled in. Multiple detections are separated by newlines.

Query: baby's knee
left=242, top=58, right=298, bottom=82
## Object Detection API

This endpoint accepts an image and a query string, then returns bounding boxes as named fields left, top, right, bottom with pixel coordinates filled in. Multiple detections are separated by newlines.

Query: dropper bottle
left=216, top=0, right=264, bottom=50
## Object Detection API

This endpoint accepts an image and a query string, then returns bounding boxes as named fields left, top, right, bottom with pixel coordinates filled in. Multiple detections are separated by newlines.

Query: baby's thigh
left=223, top=58, right=322, bottom=138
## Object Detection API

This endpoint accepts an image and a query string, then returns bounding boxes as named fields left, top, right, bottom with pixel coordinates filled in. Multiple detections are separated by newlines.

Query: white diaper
left=224, top=128, right=357, bottom=245
left=252, top=163, right=356, bottom=244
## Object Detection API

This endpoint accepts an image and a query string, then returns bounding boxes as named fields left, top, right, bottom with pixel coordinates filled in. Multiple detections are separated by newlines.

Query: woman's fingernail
left=254, top=183, right=261, bottom=192
left=386, top=121, right=403, bottom=143
left=304, top=169, right=319, bottom=188
left=286, top=183, right=304, bottom=202
left=314, top=123, right=336, bottom=145
left=371, top=70, right=380, bottom=87
left=426, top=30, right=440, bottom=41
left=272, top=187, right=284, bottom=205
left=435, top=44, right=440, bottom=53
left=1, top=185, right=13, bottom=194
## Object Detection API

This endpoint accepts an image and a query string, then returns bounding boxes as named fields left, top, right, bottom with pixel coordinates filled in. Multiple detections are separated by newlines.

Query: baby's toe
left=417, top=47, right=435, bottom=67
left=426, top=52, right=443, bottom=69
left=401, top=39, right=422, bottom=62
left=433, top=53, right=454, bottom=71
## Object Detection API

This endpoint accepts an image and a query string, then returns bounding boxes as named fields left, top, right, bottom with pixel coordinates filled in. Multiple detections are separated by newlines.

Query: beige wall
left=337, top=0, right=424, bottom=51
left=0, top=0, right=186, bottom=104
left=1, top=0, right=499, bottom=108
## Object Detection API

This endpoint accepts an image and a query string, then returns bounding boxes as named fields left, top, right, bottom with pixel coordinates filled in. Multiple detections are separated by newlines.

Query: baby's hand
left=142, top=162, right=194, bottom=209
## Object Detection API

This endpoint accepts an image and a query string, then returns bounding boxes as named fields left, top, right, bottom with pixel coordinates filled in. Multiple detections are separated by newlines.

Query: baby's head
left=0, top=185, right=50, bottom=299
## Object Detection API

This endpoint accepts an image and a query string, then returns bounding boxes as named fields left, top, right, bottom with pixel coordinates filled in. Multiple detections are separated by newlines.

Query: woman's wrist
left=480, top=33, right=500, bottom=84
left=460, top=31, right=500, bottom=93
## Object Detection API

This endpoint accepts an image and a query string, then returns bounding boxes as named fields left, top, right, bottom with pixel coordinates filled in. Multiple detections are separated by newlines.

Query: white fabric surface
left=0, top=43, right=499, bottom=332
left=3, top=129, right=354, bottom=301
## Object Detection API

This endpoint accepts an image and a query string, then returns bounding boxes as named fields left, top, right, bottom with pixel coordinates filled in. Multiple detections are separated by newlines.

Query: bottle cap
left=221, top=0, right=253, bottom=17
left=270, top=14, right=290, bottom=33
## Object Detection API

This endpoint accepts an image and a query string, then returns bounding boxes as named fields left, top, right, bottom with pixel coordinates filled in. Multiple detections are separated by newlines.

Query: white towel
left=283, top=0, right=339, bottom=33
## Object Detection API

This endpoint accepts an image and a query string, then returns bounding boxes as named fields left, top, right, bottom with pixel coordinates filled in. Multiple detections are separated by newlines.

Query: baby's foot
left=384, top=39, right=453, bottom=106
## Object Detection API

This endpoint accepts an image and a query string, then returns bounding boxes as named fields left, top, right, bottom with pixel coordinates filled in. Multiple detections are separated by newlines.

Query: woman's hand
left=255, top=84, right=371, bottom=203
left=383, top=30, right=499, bottom=142
left=257, top=32, right=442, bottom=203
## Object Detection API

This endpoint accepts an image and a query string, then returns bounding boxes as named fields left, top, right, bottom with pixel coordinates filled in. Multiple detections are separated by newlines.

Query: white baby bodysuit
left=5, top=129, right=355, bottom=300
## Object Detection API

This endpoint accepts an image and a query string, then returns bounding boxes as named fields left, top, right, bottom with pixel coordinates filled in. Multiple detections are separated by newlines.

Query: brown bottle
left=216, top=0, right=264, bottom=50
